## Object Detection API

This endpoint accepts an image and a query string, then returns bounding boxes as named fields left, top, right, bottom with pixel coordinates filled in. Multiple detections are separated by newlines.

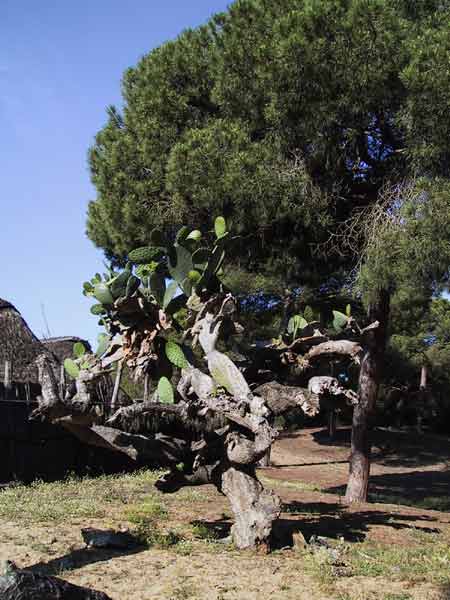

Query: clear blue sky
left=0, top=0, right=231, bottom=348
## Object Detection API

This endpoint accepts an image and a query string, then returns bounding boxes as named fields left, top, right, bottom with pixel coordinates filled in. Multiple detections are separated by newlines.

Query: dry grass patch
left=0, top=470, right=163, bottom=524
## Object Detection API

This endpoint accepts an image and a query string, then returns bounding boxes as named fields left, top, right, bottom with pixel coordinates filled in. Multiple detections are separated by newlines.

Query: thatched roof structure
left=42, top=336, right=92, bottom=363
left=0, top=298, right=59, bottom=384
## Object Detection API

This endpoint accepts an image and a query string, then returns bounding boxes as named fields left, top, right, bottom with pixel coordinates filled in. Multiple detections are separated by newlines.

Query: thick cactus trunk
left=221, top=466, right=281, bottom=550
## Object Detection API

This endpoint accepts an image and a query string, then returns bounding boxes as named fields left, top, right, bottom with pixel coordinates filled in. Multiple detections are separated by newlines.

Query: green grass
left=301, top=528, right=450, bottom=594
left=347, top=534, right=450, bottom=584
left=125, top=498, right=168, bottom=523
left=0, top=470, right=162, bottom=524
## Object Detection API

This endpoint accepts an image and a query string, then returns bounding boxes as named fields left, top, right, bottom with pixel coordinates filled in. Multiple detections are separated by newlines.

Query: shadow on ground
left=325, top=469, right=450, bottom=510
left=310, top=427, right=450, bottom=469
left=191, top=501, right=440, bottom=550
left=27, top=546, right=143, bottom=577
left=439, top=584, right=450, bottom=600
left=275, top=500, right=440, bottom=546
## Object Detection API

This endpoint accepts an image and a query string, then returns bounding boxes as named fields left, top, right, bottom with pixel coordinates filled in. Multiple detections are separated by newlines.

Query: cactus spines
left=129, top=246, right=165, bottom=264
left=165, top=341, right=189, bottom=369
left=136, top=263, right=157, bottom=279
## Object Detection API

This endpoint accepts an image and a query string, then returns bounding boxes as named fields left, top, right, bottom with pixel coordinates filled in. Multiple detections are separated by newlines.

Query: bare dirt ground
left=1, top=427, right=449, bottom=600
left=267, top=426, right=450, bottom=509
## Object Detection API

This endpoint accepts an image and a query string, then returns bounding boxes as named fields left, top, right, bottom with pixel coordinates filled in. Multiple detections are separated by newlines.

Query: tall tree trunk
left=328, top=409, right=337, bottom=440
left=345, top=289, right=390, bottom=504
left=419, top=364, right=427, bottom=390
left=416, top=363, right=428, bottom=434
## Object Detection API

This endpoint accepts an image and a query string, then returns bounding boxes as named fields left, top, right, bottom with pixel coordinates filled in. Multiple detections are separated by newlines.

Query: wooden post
left=144, top=373, right=149, bottom=402
left=420, top=364, right=427, bottom=390
left=110, top=361, right=123, bottom=413
left=328, top=410, right=337, bottom=440
left=4, top=360, right=12, bottom=400
left=60, top=363, right=66, bottom=399
left=417, top=364, right=428, bottom=434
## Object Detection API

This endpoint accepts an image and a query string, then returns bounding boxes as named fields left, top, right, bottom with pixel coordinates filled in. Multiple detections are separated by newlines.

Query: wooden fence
left=0, top=361, right=137, bottom=484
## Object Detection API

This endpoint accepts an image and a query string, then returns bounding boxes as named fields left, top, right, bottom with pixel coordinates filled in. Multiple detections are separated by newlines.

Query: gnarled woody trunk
left=34, top=354, right=282, bottom=550
left=345, top=289, right=390, bottom=503
left=221, top=466, right=280, bottom=549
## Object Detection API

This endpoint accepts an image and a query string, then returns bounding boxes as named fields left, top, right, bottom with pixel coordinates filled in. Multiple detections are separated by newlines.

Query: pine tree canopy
left=87, top=0, right=450, bottom=289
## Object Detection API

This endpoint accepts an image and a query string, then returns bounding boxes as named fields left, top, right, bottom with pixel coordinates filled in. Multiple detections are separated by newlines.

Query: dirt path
left=1, top=428, right=449, bottom=600
left=266, top=427, right=450, bottom=507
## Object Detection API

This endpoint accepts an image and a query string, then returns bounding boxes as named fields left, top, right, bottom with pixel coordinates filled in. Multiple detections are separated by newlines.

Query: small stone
left=81, top=528, right=140, bottom=549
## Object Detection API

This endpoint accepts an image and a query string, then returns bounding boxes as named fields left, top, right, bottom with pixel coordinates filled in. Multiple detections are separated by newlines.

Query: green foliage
left=93, top=282, right=114, bottom=305
left=86, top=1, right=450, bottom=289
left=128, top=246, right=165, bottom=264
left=214, top=216, right=227, bottom=239
left=165, top=341, right=189, bottom=369
left=332, top=310, right=349, bottom=333
left=73, top=342, right=86, bottom=358
left=162, top=280, right=179, bottom=309
left=168, top=244, right=193, bottom=290
left=125, top=274, right=140, bottom=297
left=64, top=358, right=80, bottom=379
left=303, top=305, right=315, bottom=323
left=109, top=269, right=131, bottom=299
left=288, top=314, right=308, bottom=340
left=150, top=271, right=166, bottom=305
left=358, top=178, right=450, bottom=304
left=90, top=304, right=106, bottom=316
left=157, top=376, right=174, bottom=404
left=186, top=229, right=202, bottom=242
left=95, top=333, right=110, bottom=358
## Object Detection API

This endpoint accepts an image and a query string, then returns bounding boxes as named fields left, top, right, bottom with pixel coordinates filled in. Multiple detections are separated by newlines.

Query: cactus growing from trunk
left=34, top=216, right=374, bottom=550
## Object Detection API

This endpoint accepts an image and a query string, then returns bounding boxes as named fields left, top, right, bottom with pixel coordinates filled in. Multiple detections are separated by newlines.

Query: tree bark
left=345, top=289, right=390, bottom=504
left=327, top=410, right=337, bottom=440
left=110, top=361, right=123, bottom=413
left=420, top=364, right=427, bottom=390
left=221, top=466, right=281, bottom=551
